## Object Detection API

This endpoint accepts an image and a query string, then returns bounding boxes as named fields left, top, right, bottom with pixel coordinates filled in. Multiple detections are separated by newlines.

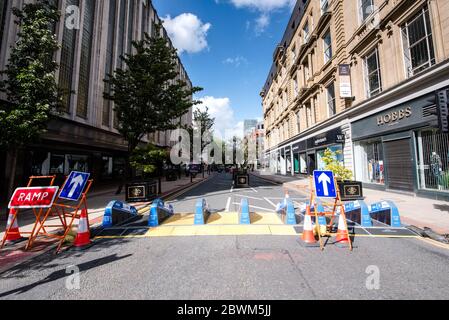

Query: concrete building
left=261, top=0, right=449, bottom=200
left=0, top=0, right=192, bottom=192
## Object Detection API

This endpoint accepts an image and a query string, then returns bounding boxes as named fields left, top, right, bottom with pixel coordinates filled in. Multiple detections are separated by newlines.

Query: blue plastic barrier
left=240, top=198, right=251, bottom=224
left=148, top=199, right=174, bottom=227
left=344, top=200, right=372, bottom=227
left=194, top=199, right=210, bottom=225
left=369, top=201, right=401, bottom=227
left=103, top=200, right=138, bottom=228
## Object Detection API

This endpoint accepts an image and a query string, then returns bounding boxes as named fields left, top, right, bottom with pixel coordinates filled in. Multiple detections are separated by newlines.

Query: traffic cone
left=335, top=214, right=350, bottom=245
left=302, top=206, right=316, bottom=244
left=73, top=209, right=91, bottom=248
left=4, top=209, right=23, bottom=242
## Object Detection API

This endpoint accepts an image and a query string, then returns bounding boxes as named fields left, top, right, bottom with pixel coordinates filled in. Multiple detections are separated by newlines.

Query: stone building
left=261, top=0, right=449, bottom=199
left=0, top=0, right=192, bottom=194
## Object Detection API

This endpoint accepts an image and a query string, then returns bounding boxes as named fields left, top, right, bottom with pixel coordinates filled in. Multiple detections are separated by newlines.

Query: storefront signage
left=352, top=93, right=435, bottom=140
left=376, top=107, right=412, bottom=126
left=307, top=128, right=345, bottom=149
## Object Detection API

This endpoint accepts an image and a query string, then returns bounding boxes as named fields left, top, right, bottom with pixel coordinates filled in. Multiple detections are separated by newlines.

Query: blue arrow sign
left=59, top=171, right=90, bottom=201
left=313, top=170, right=337, bottom=198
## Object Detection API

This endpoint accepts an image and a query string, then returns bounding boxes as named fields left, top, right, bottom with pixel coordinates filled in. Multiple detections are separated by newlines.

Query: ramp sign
left=59, top=171, right=90, bottom=201
left=313, top=170, right=337, bottom=198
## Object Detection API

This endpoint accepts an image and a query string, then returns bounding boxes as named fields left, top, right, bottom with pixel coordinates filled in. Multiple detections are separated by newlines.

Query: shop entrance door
left=307, top=153, right=316, bottom=175
left=384, top=138, right=414, bottom=192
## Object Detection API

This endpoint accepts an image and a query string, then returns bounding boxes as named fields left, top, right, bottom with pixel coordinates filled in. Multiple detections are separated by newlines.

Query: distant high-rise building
left=244, top=119, right=258, bottom=136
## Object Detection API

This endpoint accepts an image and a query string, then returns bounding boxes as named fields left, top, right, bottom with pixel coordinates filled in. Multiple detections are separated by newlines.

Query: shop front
left=352, top=89, right=449, bottom=199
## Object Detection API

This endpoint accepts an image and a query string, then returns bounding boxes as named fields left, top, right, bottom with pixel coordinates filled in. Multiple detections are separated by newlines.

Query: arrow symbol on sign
left=318, top=173, right=331, bottom=196
left=68, top=175, right=84, bottom=198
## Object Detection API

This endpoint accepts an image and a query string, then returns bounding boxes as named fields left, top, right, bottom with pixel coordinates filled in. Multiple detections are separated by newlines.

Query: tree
left=321, top=148, right=353, bottom=180
left=130, top=144, right=169, bottom=194
left=187, top=107, right=215, bottom=165
left=104, top=25, right=202, bottom=191
left=0, top=0, right=60, bottom=198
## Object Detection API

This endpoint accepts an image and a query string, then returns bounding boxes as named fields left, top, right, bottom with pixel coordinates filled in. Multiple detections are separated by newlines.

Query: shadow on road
left=0, top=253, right=132, bottom=298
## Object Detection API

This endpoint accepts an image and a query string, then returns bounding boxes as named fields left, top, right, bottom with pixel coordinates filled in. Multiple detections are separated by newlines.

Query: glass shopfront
left=354, top=140, right=385, bottom=185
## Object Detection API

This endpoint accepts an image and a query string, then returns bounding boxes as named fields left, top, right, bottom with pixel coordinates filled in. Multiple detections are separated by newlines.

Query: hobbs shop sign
left=377, top=107, right=412, bottom=126
left=352, top=93, right=435, bottom=140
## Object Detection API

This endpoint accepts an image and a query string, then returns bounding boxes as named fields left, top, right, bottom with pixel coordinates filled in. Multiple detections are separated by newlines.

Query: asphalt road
left=1, top=172, right=449, bottom=300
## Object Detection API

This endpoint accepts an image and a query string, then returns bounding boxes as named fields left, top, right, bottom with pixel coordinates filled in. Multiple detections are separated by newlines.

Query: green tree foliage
left=130, top=144, right=168, bottom=174
left=0, top=0, right=60, bottom=149
left=104, top=25, right=202, bottom=158
left=321, top=148, right=353, bottom=180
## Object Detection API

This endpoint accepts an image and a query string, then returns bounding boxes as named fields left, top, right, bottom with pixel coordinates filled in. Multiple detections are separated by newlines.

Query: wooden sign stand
left=308, top=177, right=353, bottom=251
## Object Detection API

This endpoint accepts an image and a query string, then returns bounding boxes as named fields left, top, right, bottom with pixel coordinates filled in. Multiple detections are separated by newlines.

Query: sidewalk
left=0, top=173, right=213, bottom=239
left=252, top=171, right=449, bottom=235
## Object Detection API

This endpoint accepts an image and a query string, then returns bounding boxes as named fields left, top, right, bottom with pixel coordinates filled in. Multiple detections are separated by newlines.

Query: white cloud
left=162, top=13, right=211, bottom=54
left=196, top=96, right=243, bottom=139
left=222, top=56, right=248, bottom=67
left=229, top=0, right=295, bottom=34
left=230, top=0, right=295, bottom=11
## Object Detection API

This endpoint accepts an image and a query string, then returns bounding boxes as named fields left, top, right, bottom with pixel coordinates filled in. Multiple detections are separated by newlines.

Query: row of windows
left=0, top=0, right=7, bottom=54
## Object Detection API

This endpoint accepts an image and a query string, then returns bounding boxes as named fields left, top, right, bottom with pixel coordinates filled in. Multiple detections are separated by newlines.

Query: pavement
left=252, top=171, right=449, bottom=235
left=1, top=172, right=449, bottom=300
left=0, top=173, right=213, bottom=273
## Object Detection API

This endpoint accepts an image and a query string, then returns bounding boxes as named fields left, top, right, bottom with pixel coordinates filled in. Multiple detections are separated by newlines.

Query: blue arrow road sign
left=313, top=170, right=337, bottom=198
left=59, top=171, right=90, bottom=201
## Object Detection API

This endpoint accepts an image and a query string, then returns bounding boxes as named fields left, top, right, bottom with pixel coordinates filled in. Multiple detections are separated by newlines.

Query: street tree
left=0, top=0, right=60, bottom=199
left=104, top=25, right=202, bottom=192
left=187, top=107, right=215, bottom=165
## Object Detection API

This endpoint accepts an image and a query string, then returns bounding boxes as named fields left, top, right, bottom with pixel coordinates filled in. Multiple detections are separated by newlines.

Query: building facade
left=0, top=0, right=192, bottom=192
left=261, top=0, right=449, bottom=200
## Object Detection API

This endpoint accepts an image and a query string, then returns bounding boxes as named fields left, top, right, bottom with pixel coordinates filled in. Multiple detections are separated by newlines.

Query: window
left=320, top=0, right=329, bottom=14
left=59, top=0, right=79, bottom=113
left=355, top=140, right=385, bottom=185
left=326, top=83, right=336, bottom=116
left=76, top=0, right=96, bottom=118
left=323, top=30, right=332, bottom=63
left=291, top=45, right=296, bottom=63
left=364, top=48, right=382, bottom=97
left=0, top=0, right=8, bottom=54
left=293, top=76, right=299, bottom=97
left=306, top=103, right=314, bottom=128
left=303, top=60, right=310, bottom=83
left=296, top=111, right=301, bottom=133
left=283, top=89, right=288, bottom=109
left=359, top=0, right=374, bottom=23
left=402, top=6, right=435, bottom=77
left=103, top=0, right=117, bottom=127
left=303, top=22, right=310, bottom=44
left=117, top=0, right=127, bottom=68
left=127, top=0, right=134, bottom=54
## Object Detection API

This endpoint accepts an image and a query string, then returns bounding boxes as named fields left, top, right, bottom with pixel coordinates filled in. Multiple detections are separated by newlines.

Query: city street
left=1, top=173, right=449, bottom=300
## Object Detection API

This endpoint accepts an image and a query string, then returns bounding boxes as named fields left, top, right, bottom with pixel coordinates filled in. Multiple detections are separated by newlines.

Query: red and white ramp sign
left=8, top=186, right=59, bottom=209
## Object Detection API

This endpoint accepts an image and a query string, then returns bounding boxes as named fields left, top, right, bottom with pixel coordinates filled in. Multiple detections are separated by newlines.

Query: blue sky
left=153, top=0, right=295, bottom=137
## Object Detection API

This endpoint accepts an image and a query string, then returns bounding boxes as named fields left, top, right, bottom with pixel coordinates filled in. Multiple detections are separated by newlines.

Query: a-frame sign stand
left=309, top=171, right=353, bottom=251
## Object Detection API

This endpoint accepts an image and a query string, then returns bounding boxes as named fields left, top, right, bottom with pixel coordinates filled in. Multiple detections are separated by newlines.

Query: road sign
left=59, top=171, right=90, bottom=201
left=313, top=170, right=337, bottom=198
left=8, top=186, right=59, bottom=209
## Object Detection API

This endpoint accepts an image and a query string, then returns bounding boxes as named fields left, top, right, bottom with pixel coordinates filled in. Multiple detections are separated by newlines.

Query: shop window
left=50, top=154, right=65, bottom=174
left=300, top=153, right=307, bottom=174
left=67, top=155, right=89, bottom=173
left=316, top=145, right=343, bottom=171
left=401, top=6, right=435, bottom=77
left=416, top=130, right=449, bottom=192
left=355, top=141, right=385, bottom=184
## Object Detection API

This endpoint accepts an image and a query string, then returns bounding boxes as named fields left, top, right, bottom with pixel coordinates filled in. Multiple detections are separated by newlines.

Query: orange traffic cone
left=302, top=206, right=316, bottom=244
left=4, top=209, right=23, bottom=242
left=335, top=214, right=350, bottom=245
left=73, top=209, right=91, bottom=248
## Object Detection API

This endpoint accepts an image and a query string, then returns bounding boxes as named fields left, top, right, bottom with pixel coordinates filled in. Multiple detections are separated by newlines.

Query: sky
left=153, top=0, right=296, bottom=138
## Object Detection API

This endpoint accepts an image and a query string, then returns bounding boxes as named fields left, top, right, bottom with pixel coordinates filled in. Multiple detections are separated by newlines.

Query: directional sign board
left=9, top=186, right=60, bottom=209
left=313, top=170, right=337, bottom=198
left=59, top=171, right=90, bottom=201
